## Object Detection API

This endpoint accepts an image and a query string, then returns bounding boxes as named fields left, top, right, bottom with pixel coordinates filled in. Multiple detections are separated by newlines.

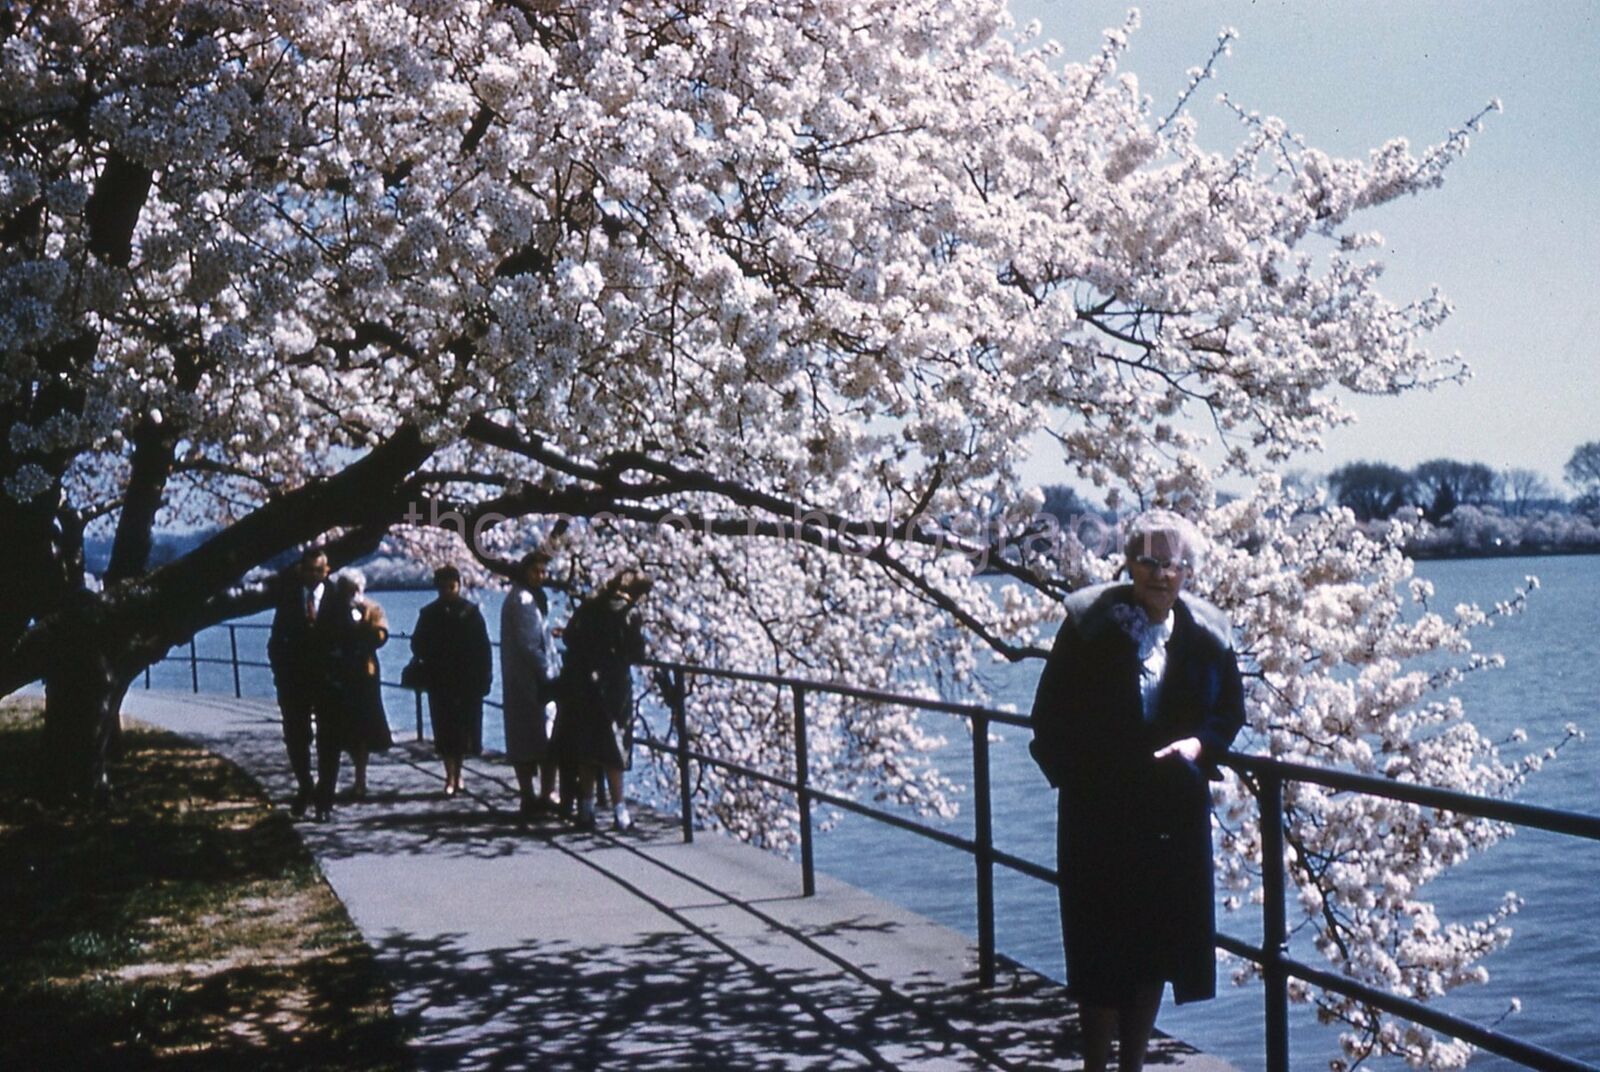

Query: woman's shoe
left=613, top=803, right=634, bottom=832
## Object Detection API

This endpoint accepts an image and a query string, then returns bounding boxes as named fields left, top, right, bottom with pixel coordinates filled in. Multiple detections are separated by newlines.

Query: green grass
left=0, top=698, right=410, bottom=1070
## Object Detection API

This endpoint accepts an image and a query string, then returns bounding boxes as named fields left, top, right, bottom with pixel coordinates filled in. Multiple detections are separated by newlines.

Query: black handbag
left=399, top=658, right=428, bottom=690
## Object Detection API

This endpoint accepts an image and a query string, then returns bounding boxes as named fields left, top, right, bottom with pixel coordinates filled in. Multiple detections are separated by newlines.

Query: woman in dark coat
left=552, top=569, right=651, bottom=830
left=409, top=565, right=493, bottom=797
left=328, top=569, right=393, bottom=799
left=309, top=570, right=393, bottom=818
left=1029, top=511, right=1245, bottom=1072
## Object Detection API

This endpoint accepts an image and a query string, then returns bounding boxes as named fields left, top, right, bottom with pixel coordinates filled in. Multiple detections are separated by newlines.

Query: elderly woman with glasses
left=1029, top=510, right=1246, bottom=1072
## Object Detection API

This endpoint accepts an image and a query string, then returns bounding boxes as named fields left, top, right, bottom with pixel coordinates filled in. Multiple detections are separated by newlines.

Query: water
left=172, top=586, right=573, bottom=755
left=815, top=556, right=1600, bottom=1072
left=151, top=558, right=1600, bottom=1070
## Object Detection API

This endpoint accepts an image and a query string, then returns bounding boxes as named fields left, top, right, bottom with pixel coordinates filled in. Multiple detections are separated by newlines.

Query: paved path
left=124, top=689, right=1238, bottom=1072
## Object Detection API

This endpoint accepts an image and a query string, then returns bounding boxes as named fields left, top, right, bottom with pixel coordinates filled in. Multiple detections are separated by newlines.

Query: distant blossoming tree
left=0, top=1, right=1561, bottom=1065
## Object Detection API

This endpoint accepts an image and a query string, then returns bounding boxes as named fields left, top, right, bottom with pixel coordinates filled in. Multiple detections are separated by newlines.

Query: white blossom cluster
left=0, top=3, right=1550, bottom=1065
left=1199, top=478, right=1578, bottom=1068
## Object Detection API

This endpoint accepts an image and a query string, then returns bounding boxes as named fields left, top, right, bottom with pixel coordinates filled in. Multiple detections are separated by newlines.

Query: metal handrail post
left=973, top=712, right=996, bottom=988
left=670, top=668, right=694, bottom=844
left=1260, top=771, right=1290, bottom=1072
left=228, top=625, right=242, bottom=699
left=189, top=638, right=199, bottom=693
left=794, top=686, right=815, bottom=898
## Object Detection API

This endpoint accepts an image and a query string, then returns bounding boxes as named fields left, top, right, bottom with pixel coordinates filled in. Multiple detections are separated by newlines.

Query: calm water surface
left=164, top=557, right=1599, bottom=1070
left=817, top=556, right=1600, bottom=1072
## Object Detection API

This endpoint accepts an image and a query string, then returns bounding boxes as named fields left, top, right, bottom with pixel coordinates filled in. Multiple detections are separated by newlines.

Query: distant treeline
left=1403, top=504, right=1600, bottom=558
left=1033, top=442, right=1600, bottom=562
left=1321, top=444, right=1600, bottom=557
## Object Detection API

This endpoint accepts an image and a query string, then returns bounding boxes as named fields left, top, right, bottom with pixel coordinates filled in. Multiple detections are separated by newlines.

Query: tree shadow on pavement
left=371, top=926, right=1092, bottom=1072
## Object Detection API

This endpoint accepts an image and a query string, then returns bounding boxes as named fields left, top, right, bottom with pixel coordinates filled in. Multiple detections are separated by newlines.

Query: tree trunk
left=41, top=648, right=128, bottom=805
left=35, top=590, right=138, bottom=805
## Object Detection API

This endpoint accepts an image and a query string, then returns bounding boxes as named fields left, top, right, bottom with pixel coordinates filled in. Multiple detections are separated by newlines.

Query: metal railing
left=148, top=626, right=1600, bottom=1072
left=146, top=620, right=505, bottom=741
left=633, top=659, right=1600, bottom=1072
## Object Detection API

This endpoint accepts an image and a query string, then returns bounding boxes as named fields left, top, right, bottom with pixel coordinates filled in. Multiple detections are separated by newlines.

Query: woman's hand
left=1153, top=736, right=1203, bottom=763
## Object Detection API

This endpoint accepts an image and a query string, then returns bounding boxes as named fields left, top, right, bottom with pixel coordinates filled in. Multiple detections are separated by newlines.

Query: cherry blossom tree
left=0, top=1, right=1554, bottom=1065
left=1204, top=483, right=1586, bottom=1069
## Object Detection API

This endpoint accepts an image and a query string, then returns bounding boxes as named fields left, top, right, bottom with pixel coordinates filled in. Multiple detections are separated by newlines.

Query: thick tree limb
left=0, top=426, right=434, bottom=693
left=105, top=415, right=178, bottom=584
left=416, top=472, right=1051, bottom=662
left=462, top=414, right=1072, bottom=597
left=84, top=151, right=152, bottom=268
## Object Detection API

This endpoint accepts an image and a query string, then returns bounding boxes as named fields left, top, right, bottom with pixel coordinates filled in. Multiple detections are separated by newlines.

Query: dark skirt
left=349, top=675, right=393, bottom=753
left=550, top=700, right=630, bottom=770
left=428, top=691, right=483, bottom=758
left=1058, top=756, right=1218, bottom=1005
left=318, top=679, right=391, bottom=755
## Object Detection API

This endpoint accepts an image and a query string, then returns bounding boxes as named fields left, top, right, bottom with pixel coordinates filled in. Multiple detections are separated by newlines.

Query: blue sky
left=1008, top=1, right=1600, bottom=495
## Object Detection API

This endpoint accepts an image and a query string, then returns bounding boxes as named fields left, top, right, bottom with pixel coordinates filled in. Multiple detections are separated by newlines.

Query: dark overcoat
left=325, top=597, right=394, bottom=753
left=551, top=593, right=645, bottom=769
left=410, top=597, right=493, bottom=756
left=1029, top=582, right=1245, bottom=1005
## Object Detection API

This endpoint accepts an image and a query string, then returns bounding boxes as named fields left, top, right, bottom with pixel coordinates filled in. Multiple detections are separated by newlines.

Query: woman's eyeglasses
left=1133, top=554, right=1190, bottom=574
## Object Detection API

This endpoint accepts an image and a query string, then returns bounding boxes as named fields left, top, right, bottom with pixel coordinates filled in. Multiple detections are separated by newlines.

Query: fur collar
left=1061, top=582, right=1233, bottom=650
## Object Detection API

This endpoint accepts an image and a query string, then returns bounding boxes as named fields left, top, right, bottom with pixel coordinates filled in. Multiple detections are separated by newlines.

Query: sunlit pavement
left=124, top=690, right=1238, bottom=1071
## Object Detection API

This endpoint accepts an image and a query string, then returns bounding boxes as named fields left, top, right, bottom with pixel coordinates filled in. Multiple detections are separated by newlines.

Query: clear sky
left=1007, top=0, right=1600, bottom=496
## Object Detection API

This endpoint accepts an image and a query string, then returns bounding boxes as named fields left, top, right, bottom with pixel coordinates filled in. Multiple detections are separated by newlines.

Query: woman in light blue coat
left=501, top=550, right=560, bottom=817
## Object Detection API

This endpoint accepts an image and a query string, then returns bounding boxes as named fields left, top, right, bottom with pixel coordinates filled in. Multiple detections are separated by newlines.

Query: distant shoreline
left=1406, top=546, right=1600, bottom=562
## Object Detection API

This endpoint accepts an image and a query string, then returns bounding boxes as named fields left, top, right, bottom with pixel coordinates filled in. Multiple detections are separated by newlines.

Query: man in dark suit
left=268, top=546, right=332, bottom=817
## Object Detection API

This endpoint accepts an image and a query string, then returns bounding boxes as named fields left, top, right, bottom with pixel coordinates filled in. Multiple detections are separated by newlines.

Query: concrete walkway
left=123, top=689, right=1238, bottom=1072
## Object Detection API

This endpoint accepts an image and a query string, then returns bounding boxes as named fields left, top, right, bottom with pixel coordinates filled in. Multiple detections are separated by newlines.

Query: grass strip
left=0, top=697, right=410, bottom=1070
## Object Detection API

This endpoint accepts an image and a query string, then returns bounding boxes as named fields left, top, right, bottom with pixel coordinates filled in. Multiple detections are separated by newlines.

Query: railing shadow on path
left=150, top=628, right=1600, bottom=1070
left=120, top=689, right=1232, bottom=1071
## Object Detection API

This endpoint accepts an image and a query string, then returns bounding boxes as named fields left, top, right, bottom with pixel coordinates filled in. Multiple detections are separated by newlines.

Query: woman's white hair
left=336, top=567, right=368, bottom=594
left=1122, top=509, right=1207, bottom=570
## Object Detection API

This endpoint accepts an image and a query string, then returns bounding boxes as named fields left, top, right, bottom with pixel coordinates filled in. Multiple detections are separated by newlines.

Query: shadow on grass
left=0, top=701, right=410, bottom=1070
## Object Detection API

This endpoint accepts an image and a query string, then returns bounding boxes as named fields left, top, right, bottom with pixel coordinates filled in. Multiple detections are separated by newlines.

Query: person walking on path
left=327, top=569, right=394, bottom=800
left=267, top=546, right=333, bottom=818
left=409, top=565, right=493, bottom=797
left=1028, top=510, right=1246, bottom=1072
left=309, top=574, right=358, bottom=821
left=552, top=569, right=652, bottom=831
left=501, top=550, right=561, bottom=819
